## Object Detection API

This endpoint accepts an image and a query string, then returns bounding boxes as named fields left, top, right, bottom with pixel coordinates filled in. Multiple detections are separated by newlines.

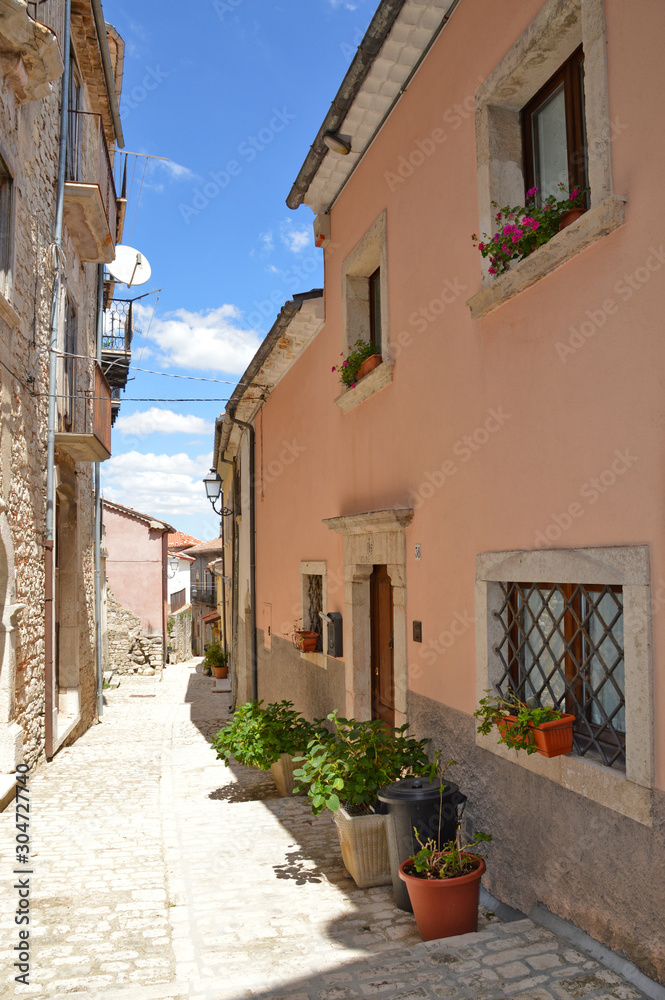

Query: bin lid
left=378, top=776, right=458, bottom=802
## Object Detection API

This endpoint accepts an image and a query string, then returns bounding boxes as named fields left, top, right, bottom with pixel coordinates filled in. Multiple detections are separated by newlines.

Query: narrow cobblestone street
left=0, top=659, right=658, bottom=1000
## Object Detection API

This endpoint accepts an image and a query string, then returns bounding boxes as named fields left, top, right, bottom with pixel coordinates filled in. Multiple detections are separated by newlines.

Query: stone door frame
left=324, top=508, right=413, bottom=725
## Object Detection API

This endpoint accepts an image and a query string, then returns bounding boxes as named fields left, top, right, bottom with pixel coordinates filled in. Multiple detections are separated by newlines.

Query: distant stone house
left=0, top=0, right=127, bottom=804
left=102, top=500, right=173, bottom=675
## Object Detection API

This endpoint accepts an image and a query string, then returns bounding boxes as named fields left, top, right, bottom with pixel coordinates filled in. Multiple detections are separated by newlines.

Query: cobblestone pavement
left=0, top=660, right=656, bottom=1000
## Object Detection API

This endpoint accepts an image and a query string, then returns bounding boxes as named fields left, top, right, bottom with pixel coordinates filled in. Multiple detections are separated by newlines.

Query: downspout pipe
left=229, top=414, right=257, bottom=701
left=45, top=0, right=71, bottom=757
left=94, top=263, right=104, bottom=719
left=90, top=0, right=125, bottom=148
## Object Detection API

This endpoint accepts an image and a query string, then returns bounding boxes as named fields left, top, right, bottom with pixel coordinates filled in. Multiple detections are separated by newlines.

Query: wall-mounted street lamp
left=203, top=468, right=233, bottom=517
left=167, top=554, right=180, bottom=580
left=322, top=131, right=352, bottom=155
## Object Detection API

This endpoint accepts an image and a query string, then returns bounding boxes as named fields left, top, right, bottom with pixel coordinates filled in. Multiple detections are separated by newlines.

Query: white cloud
left=102, top=450, right=212, bottom=520
left=280, top=220, right=312, bottom=253
left=260, top=230, right=275, bottom=252
left=114, top=408, right=215, bottom=436
left=135, top=303, right=262, bottom=374
left=150, top=158, right=198, bottom=182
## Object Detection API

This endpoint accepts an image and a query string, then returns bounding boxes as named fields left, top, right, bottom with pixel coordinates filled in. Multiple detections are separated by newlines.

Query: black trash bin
left=378, top=776, right=466, bottom=911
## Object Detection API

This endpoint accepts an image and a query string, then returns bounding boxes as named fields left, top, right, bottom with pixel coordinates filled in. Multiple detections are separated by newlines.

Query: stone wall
left=168, top=605, right=192, bottom=663
left=106, top=588, right=163, bottom=676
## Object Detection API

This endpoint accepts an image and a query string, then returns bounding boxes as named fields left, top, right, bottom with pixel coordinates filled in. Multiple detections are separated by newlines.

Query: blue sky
left=101, top=0, right=376, bottom=541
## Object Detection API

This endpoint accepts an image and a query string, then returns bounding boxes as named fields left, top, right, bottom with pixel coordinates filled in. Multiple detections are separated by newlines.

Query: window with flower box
left=475, top=546, right=654, bottom=826
left=495, top=581, right=625, bottom=770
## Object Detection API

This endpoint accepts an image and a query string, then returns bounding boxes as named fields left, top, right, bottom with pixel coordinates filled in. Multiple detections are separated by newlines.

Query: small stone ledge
left=467, top=196, right=626, bottom=320
left=334, top=360, right=393, bottom=413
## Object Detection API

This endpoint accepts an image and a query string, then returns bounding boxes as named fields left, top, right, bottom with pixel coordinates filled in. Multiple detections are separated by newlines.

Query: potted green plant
left=472, top=183, right=588, bottom=276
left=211, top=700, right=322, bottom=795
left=474, top=689, right=575, bottom=758
left=289, top=617, right=319, bottom=653
left=331, top=339, right=381, bottom=390
left=204, top=641, right=229, bottom=679
left=398, top=828, right=491, bottom=940
left=293, top=711, right=435, bottom=888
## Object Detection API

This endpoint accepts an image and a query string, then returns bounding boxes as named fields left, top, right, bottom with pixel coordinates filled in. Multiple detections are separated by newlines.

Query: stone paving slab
left=0, top=659, right=656, bottom=1000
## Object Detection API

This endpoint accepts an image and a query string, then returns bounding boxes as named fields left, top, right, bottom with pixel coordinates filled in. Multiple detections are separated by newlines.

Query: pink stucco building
left=213, top=0, right=665, bottom=984
left=103, top=500, right=173, bottom=653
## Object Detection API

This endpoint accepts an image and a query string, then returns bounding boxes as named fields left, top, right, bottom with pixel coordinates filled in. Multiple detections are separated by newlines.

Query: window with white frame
left=475, top=546, right=654, bottom=825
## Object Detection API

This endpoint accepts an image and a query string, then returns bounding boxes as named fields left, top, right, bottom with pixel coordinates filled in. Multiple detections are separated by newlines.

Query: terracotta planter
left=292, top=630, right=319, bottom=652
left=497, top=713, right=575, bottom=757
left=270, top=752, right=304, bottom=797
left=332, top=807, right=391, bottom=888
left=398, top=855, right=485, bottom=940
left=357, top=354, right=382, bottom=380
left=558, top=207, right=586, bottom=231
left=213, top=665, right=228, bottom=679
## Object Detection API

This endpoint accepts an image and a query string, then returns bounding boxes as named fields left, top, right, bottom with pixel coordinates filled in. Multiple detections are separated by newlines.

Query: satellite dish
left=106, top=245, right=152, bottom=287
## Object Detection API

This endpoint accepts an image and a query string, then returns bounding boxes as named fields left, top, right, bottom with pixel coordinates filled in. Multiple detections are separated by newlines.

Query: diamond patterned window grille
left=494, top=582, right=625, bottom=769
left=306, top=574, right=323, bottom=653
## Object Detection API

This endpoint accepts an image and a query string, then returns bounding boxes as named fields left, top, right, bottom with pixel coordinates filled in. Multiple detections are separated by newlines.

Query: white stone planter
left=332, top=807, right=391, bottom=888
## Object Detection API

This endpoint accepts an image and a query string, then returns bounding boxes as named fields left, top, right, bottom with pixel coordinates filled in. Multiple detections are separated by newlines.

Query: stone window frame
left=299, top=560, right=328, bottom=667
left=475, top=545, right=654, bottom=827
left=336, top=211, right=394, bottom=413
left=467, top=0, right=625, bottom=320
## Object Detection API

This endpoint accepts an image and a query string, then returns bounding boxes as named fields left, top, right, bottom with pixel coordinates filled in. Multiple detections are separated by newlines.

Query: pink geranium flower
left=478, top=242, right=485, bottom=250
left=570, top=188, right=579, bottom=201
left=488, top=266, right=497, bottom=274
left=526, top=186, right=538, bottom=198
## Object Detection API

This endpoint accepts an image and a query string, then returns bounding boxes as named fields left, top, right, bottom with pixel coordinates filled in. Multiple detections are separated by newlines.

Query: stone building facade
left=0, top=1, right=126, bottom=803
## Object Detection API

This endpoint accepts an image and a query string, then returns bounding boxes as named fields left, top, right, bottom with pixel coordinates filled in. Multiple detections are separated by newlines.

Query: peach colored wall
left=104, top=506, right=166, bottom=634
left=254, top=0, right=665, bottom=789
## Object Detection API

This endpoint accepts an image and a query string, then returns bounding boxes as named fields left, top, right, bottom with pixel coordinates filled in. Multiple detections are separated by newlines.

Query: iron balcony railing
left=102, top=299, right=134, bottom=393
left=191, top=585, right=217, bottom=606
left=60, top=357, right=111, bottom=456
left=66, top=110, right=117, bottom=241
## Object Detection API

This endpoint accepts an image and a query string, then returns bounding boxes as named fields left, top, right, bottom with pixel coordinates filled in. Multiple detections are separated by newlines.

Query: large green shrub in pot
left=293, top=711, right=436, bottom=816
left=211, top=700, right=322, bottom=771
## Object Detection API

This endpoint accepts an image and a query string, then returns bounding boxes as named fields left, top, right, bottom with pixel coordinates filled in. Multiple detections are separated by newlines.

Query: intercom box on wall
left=326, top=611, right=343, bottom=657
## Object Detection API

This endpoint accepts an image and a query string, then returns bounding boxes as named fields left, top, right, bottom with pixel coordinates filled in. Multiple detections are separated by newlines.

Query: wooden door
left=370, top=564, right=395, bottom=726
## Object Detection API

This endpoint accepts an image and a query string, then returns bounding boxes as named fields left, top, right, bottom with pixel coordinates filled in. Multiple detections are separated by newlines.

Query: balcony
left=0, top=0, right=63, bottom=104
left=63, top=111, right=117, bottom=263
left=55, top=360, right=112, bottom=463
left=101, top=298, right=133, bottom=397
left=170, top=589, right=186, bottom=613
left=191, top=585, right=216, bottom=606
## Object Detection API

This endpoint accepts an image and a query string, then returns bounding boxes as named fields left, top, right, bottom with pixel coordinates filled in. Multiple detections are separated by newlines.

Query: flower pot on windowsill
left=356, top=354, right=382, bottom=381
left=497, top=713, right=575, bottom=757
left=292, top=630, right=319, bottom=653
left=558, top=207, right=586, bottom=231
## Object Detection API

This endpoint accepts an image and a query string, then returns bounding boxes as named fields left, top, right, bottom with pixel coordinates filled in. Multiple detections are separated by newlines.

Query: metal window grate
left=306, top=575, right=323, bottom=652
left=494, top=582, right=625, bottom=769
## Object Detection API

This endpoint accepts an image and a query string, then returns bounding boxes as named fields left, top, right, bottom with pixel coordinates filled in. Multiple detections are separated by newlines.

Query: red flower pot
left=292, top=630, right=319, bottom=652
left=497, top=713, right=575, bottom=757
left=559, top=208, right=586, bottom=231
left=213, top=665, right=228, bottom=679
left=357, top=354, right=382, bottom=380
left=398, top=855, right=485, bottom=940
